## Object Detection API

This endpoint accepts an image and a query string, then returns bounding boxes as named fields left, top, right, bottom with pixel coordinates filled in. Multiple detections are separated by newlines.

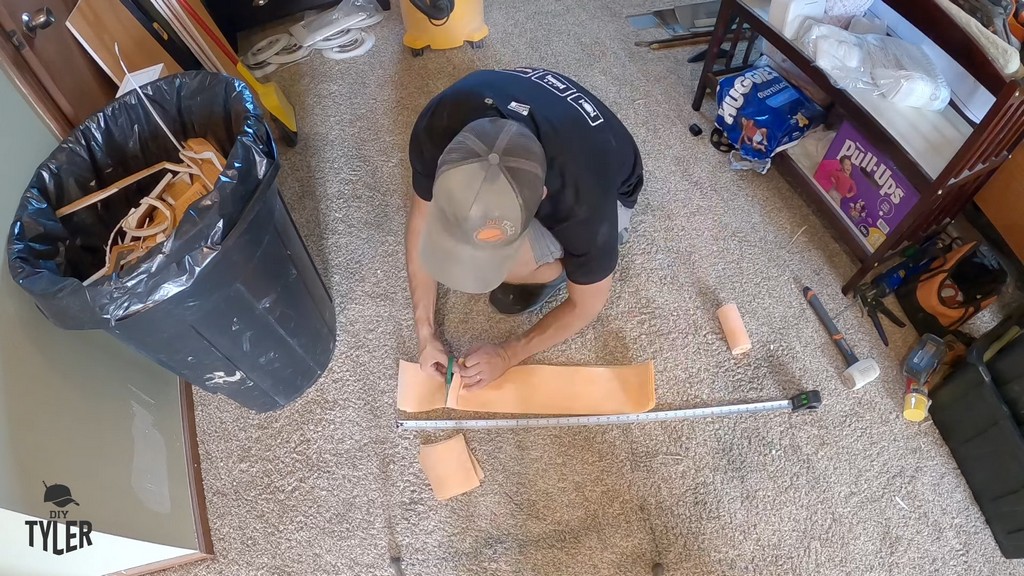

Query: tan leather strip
left=417, top=434, right=482, bottom=500
left=397, top=359, right=656, bottom=415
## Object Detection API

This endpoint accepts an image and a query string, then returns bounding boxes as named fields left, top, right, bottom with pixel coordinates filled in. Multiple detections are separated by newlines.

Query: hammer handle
left=803, top=287, right=859, bottom=367
left=650, top=37, right=711, bottom=50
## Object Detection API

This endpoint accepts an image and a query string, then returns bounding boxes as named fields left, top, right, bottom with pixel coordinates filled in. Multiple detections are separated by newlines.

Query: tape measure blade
left=397, top=398, right=795, bottom=431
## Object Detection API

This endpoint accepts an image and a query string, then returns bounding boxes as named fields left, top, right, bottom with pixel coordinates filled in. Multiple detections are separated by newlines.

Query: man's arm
left=406, top=194, right=448, bottom=378
left=505, top=277, right=612, bottom=364
left=461, top=276, right=612, bottom=387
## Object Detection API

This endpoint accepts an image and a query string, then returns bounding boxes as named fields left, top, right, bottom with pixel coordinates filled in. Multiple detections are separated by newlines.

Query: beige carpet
left=169, top=2, right=1020, bottom=574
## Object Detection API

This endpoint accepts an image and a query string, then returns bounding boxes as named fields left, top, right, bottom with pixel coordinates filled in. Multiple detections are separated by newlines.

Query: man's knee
left=501, top=221, right=564, bottom=285
left=504, top=253, right=563, bottom=285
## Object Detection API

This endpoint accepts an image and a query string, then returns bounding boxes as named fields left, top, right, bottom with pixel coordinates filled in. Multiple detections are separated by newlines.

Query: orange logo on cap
left=475, top=225, right=508, bottom=243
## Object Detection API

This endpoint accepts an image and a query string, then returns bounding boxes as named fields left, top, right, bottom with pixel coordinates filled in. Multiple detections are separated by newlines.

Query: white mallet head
left=843, top=358, right=880, bottom=390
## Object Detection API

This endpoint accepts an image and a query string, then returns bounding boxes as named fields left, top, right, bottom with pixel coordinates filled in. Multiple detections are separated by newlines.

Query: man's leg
left=504, top=222, right=564, bottom=285
left=491, top=203, right=634, bottom=314
left=489, top=221, right=566, bottom=314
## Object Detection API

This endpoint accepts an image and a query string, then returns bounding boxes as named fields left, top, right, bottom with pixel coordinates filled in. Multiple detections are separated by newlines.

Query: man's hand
left=418, top=334, right=450, bottom=380
left=461, top=344, right=513, bottom=389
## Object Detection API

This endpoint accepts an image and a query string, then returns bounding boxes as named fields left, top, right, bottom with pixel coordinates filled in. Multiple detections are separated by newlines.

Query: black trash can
left=6, top=72, right=336, bottom=412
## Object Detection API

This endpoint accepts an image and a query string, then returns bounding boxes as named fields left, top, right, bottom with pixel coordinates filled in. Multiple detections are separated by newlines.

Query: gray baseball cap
left=421, top=117, right=546, bottom=293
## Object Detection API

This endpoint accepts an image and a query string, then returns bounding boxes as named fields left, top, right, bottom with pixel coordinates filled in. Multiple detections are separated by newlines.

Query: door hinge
left=7, top=29, right=26, bottom=51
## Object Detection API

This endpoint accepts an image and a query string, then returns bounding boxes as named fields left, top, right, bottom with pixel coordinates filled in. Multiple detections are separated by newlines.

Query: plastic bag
left=729, top=151, right=771, bottom=174
left=761, top=43, right=831, bottom=106
left=823, top=0, right=873, bottom=27
left=848, top=13, right=886, bottom=35
left=798, top=21, right=951, bottom=110
left=715, top=59, right=825, bottom=168
left=6, top=71, right=276, bottom=329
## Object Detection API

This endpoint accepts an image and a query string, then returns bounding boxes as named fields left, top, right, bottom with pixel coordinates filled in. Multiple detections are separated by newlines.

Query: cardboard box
left=813, top=121, right=920, bottom=250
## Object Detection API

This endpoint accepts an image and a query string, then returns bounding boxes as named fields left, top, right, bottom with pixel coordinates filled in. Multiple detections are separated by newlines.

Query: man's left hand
left=461, top=343, right=513, bottom=389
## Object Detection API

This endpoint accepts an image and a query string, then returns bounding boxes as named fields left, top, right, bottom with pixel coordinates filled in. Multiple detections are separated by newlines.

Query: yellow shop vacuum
left=399, top=0, right=488, bottom=56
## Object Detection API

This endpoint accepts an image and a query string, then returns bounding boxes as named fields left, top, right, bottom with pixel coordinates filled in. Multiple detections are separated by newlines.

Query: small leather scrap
left=397, top=359, right=656, bottom=415
left=418, top=434, right=483, bottom=500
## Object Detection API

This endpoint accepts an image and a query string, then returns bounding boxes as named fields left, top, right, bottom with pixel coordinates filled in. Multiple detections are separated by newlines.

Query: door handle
left=21, top=7, right=54, bottom=37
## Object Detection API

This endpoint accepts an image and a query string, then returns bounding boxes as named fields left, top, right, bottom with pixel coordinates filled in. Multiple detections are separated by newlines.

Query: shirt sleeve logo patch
left=567, top=93, right=604, bottom=126
left=508, top=101, right=531, bottom=116
left=532, top=72, right=576, bottom=97
left=496, top=68, right=605, bottom=127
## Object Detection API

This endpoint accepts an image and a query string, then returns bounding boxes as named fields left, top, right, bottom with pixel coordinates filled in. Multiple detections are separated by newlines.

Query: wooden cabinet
left=977, top=143, right=1024, bottom=262
left=693, top=0, right=1024, bottom=294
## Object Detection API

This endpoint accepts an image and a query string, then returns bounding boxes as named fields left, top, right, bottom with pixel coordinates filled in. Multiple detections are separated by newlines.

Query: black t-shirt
left=409, top=67, right=644, bottom=285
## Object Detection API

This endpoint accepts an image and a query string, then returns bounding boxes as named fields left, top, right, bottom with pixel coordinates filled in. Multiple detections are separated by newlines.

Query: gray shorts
left=527, top=202, right=634, bottom=267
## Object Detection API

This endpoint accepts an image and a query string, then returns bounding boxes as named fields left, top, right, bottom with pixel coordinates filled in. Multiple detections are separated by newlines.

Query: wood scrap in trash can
left=55, top=137, right=226, bottom=285
left=60, top=46, right=229, bottom=285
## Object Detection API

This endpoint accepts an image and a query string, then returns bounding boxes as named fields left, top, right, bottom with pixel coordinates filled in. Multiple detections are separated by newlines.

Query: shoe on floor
left=489, top=273, right=568, bottom=315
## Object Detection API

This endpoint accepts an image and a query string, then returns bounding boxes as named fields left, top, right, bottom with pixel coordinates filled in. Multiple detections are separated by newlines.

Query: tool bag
left=896, top=241, right=1008, bottom=337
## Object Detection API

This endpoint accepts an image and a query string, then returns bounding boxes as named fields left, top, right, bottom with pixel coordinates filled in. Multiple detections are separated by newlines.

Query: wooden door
left=0, top=0, right=114, bottom=127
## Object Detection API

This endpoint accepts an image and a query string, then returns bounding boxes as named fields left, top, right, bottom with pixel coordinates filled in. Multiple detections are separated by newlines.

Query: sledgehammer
left=803, top=286, right=880, bottom=390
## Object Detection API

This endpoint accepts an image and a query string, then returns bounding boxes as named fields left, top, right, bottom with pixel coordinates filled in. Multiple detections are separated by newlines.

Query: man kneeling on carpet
left=405, top=67, right=644, bottom=388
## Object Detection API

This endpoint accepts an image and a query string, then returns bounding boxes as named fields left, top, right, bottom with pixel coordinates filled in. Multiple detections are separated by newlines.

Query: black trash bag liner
left=7, top=71, right=275, bottom=329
